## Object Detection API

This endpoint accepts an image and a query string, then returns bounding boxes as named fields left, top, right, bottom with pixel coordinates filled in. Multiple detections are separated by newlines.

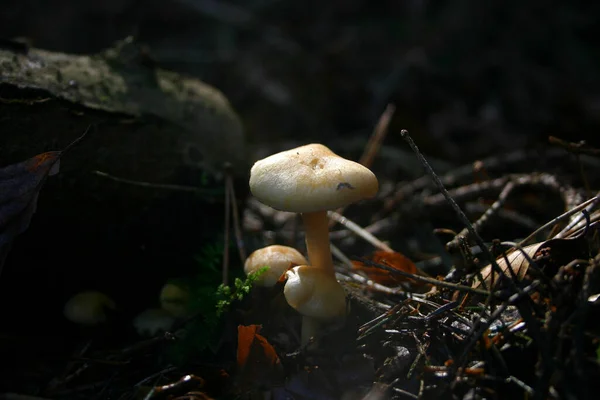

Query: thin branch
left=399, top=130, right=501, bottom=274
left=520, top=194, right=599, bottom=246
left=222, top=174, right=231, bottom=286
left=555, top=191, right=600, bottom=238
left=92, top=171, right=223, bottom=196
left=549, top=136, right=600, bottom=158
left=359, top=104, right=395, bottom=167
left=225, top=163, right=246, bottom=262
left=383, top=147, right=568, bottom=213
left=358, top=258, right=491, bottom=296
left=446, top=180, right=517, bottom=251
left=328, top=210, right=393, bottom=252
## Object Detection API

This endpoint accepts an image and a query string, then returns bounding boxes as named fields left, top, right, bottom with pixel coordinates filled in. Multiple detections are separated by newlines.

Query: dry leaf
left=352, top=250, right=418, bottom=286
left=472, top=238, right=588, bottom=290
left=0, top=129, right=88, bottom=277
left=0, top=151, right=62, bottom=276
left=236, top=324, right=283, bottom=390
left=473, top=243, right=540, bottom=290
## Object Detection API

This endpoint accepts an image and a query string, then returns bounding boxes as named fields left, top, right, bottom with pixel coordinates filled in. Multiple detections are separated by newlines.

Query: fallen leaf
left=0, top=129, right=89, bottom=277
left=472, top=243, right=539, bottom=291
left=473, top=237, right=588, bottom=290
left=236, top=324, right=283, bottom=390
left=352, top=250, right=418, bottom=286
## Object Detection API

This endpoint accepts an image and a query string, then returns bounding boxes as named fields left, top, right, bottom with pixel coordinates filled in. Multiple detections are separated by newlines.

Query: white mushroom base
left=284, top=265, right=347, bottom=345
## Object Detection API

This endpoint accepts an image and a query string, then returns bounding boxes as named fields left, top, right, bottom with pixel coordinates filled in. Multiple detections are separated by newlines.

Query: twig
left=555, top=191, right=600, bottom=238
left=152, top=374, right=205, bottom=393
left=359, top=104, right=395, bottom=167
left=423, top=176, right=510, bottom=207
left=358, top=258, right=490, bottom=296
left=328, top=210, right=393, bottom=252
left=92, top=171, right=223, bottom=196
left=338, top=270, right=402, bottom=296
left=519, top=194, right=599, bottom=246
left=329, top=104, right=394, bottom=227
left=329, top=216, right=395, bottom=240
left=383, top=147, right=568, bottom=213
left=45, top=339, right=93, bottom=392
left=330, top=242, right=354, bottom=268
left=548, top=136, right=600, bottom=158
left=399, top=130, right=549, bottom=394
left=452, top=281, right=540, bottom=375
left=445, top=172, right=580, bottom=251
left=399, top=130, right=501, bottom=276
left=424, top=173, right=580, bottom=211
left=506, top=376, right=535, bottom=396
left=392, top=387, right=419, bottom=399
left=225, top=163, right=246, bottom=262
left=134, top=366, right=179, bottom=387
left=222, top=171, right=231, bottom=286
left=464, top=202, right=539, bottom=230
left=446, top=180, right=517, bottom=251
left=59, top=124, right=92, bottom=156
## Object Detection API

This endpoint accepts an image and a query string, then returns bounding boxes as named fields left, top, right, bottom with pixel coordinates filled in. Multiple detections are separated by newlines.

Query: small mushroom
left=133, top=308, right=176, bottom=337
left=249, top=143, right=378, bottom=345
left=284, top=265, right=347, bottom=342
left=63, top=291, right=116, bottom=326
left=159, top=282, right=191, bottom=318
left=244, top=245, right=308, bottom=287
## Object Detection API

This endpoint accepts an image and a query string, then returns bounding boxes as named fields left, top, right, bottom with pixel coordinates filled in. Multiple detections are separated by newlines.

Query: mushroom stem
left=301, top=211, right=334, bottom=277
left=301, top=315, right=321, bottom=346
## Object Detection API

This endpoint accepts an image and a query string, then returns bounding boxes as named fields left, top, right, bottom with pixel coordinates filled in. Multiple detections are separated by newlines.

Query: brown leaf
left=352, top=250, right=418, bottom=286
left=473, top=243, right=539, bottom=290
left=472, top=237, right=589, bottom=290
left=236, top=325, right=283, bottom=390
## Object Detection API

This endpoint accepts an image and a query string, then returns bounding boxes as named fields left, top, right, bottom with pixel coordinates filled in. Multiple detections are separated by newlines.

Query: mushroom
left=249, top=143, right=379, bottom=345
left=244, top=245, right=308, bottom=287
left=63, top=290, right=116, bottom=326
left=159, top=282, right=191, bottom=318
left=283, top=265, right=348, bottom=344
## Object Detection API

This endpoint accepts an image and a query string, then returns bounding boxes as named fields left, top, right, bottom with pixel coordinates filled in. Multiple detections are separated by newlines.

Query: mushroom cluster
left=249, top=143, right=378, bottom=345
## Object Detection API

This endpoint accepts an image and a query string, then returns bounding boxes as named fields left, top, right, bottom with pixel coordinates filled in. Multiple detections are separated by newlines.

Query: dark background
left=2, top=0, right=599, bottom=159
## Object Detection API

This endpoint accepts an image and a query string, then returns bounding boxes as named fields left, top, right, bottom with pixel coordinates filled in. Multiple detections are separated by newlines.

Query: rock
left=0, top=36, right=246, bottom=178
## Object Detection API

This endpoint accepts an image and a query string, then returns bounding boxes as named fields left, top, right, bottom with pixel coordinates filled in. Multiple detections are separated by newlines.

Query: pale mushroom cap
left=244, top=245, right=308, bottom=287
left=283, top=265, right=347, bottom=320
left=249, top=144, right=379, bottom=212
left=160, top=282, right=191, bottom=318
left=63, top=291, right=116, bottom=326
left=133, top=308, right=176, bottom=337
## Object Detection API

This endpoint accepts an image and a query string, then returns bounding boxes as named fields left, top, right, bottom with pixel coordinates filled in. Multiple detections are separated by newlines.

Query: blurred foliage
left=166, top=242, right=266, bottom=365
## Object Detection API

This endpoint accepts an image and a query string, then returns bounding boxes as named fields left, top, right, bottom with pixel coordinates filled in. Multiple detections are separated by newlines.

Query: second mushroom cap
left=244, top=245, right=308, bottom=287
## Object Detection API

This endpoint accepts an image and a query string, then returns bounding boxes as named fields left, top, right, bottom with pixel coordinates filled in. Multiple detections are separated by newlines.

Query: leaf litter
left=3, top=129, right=600, bottom=400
